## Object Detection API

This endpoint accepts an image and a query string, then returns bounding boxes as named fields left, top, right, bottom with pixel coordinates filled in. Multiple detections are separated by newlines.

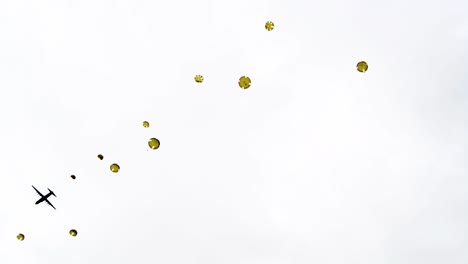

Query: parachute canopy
left=265, top=21, right=274, bottom=31
left=194, top=75, right=204, bottom=83
left=69, top=229, right=78, bottom=236
left=238, top=76, right=251, bottom=89
left=110, top=163, right=120, bottom=173
left=148, top=138, right=160, bottom=150
left=356, top=61, right=368, bottom=72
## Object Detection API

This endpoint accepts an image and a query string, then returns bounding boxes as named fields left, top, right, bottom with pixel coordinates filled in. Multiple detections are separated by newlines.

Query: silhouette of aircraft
left=32, top=185, right=56, bottom=210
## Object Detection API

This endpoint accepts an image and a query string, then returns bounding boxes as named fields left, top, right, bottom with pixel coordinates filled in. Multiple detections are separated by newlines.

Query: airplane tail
left=48, top=188, right=56, bottom=197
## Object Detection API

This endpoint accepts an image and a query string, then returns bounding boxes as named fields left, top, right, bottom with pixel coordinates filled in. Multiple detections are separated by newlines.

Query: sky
left=0, top=0, right=467, bottom=263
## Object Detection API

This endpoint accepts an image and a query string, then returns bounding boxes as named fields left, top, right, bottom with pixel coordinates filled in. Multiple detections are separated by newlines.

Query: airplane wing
left=45, top=199, right=56, bottom=210
left=32, top=185, right=44, bottom=197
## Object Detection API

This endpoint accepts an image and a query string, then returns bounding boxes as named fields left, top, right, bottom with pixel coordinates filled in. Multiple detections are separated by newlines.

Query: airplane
left=32, top=185, right=56, bottom=210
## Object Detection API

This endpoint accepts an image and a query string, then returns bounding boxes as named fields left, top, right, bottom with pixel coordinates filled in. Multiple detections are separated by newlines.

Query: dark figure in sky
left=32, top=185, right=56, bottom=210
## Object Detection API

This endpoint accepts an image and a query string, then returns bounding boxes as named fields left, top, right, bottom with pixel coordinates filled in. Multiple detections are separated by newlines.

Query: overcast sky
left=0, top=0, right=467, bottom=263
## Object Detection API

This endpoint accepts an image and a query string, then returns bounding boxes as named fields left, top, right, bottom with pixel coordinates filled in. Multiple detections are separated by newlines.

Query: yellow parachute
left=148, top=138, right=160, bottom=150
left=110, top=163, right=120, bottom=173
left=356, top=61, right=368, bottom=72
left=265, top=21, right=274, bottom=31
left=194, top=75, right=204, bottom=83
left=238, top=76, right=251, bottom=89
left=69, top=229, right=78, bottom=236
